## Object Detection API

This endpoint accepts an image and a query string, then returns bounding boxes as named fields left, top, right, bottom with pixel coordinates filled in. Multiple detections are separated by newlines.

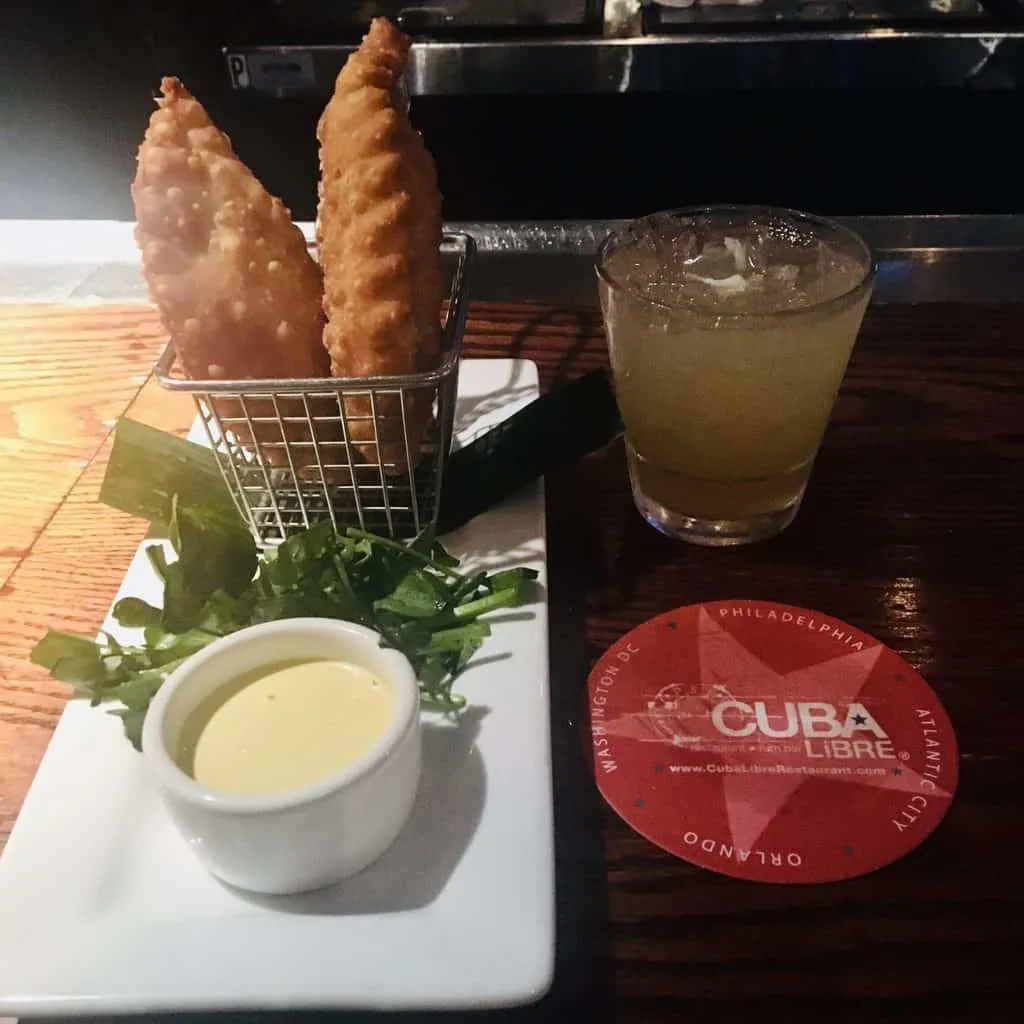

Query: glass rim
left=595, top=204, right=876, bottom=323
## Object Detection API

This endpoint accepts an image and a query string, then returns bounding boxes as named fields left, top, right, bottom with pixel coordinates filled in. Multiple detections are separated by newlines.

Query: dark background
left=2, top=1, right=1022, bottom=222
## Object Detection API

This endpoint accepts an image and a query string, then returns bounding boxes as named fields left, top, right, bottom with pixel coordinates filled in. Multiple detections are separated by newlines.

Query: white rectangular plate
left=0, top=359, right=553, bottom=1015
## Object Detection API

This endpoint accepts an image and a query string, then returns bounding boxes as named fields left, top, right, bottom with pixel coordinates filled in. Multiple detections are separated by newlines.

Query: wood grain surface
left=2, top=300, right=1023, bottom=1023
left=0, top=306, right=192, bottom=844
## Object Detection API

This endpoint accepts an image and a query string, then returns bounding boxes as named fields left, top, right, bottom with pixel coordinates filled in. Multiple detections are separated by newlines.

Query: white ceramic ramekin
left=140, top=618, right=422, bottom=896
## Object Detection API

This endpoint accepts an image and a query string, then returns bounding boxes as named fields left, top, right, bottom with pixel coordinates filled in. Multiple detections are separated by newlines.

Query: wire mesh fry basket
left=154, top=232, right=475, bottom=547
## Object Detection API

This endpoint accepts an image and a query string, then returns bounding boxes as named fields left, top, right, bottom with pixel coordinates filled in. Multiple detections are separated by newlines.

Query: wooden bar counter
left=0, top=295, right=1022, bottom=1023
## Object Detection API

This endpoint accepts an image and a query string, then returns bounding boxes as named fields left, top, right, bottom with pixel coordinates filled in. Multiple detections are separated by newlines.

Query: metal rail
left=224, top=29, right=1024, bottom=95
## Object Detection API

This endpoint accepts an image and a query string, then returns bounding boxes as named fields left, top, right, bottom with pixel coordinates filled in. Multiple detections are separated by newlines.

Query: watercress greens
left=31, top=496, right=537, bottom=749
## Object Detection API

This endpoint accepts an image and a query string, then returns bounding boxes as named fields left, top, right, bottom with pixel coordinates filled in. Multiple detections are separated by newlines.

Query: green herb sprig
left=31, top=497, right=537, bottom=749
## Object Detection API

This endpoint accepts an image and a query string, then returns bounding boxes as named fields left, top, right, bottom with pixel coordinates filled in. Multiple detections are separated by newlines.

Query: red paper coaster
left=588, top=600, right=958, bottom=884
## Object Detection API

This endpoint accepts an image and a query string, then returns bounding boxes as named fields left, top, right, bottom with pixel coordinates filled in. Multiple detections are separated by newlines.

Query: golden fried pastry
left=317, top=17, right=444, bottom=471
left=132, top=77, right=330, bottom=466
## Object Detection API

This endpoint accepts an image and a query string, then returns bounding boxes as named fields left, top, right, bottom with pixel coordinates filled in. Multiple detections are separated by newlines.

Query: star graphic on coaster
left=604, top=608, right=947, bottom=856
left=588, top=600, right=960, bottom=884
left=695, top=610, right=949, bottom=854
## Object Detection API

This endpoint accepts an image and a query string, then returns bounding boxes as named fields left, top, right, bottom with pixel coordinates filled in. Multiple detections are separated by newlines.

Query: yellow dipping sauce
left=177, top=659, right=395, bottom=796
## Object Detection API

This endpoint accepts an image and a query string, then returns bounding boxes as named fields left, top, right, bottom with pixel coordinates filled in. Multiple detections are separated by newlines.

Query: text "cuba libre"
left=711, top=701, right=895, bottom=760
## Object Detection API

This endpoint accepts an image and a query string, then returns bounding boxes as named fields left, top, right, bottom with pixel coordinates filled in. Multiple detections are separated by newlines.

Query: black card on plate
left=437, top=369, right=623, bottom=533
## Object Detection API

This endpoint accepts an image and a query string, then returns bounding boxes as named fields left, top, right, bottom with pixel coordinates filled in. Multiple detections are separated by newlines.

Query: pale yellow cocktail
left=597, top=207, right=874, bottom=545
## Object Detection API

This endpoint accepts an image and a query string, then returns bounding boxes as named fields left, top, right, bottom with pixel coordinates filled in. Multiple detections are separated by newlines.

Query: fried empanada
left=317, top=18, right=444, bottom=472
left=133, top=77, right=330, bottom=467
